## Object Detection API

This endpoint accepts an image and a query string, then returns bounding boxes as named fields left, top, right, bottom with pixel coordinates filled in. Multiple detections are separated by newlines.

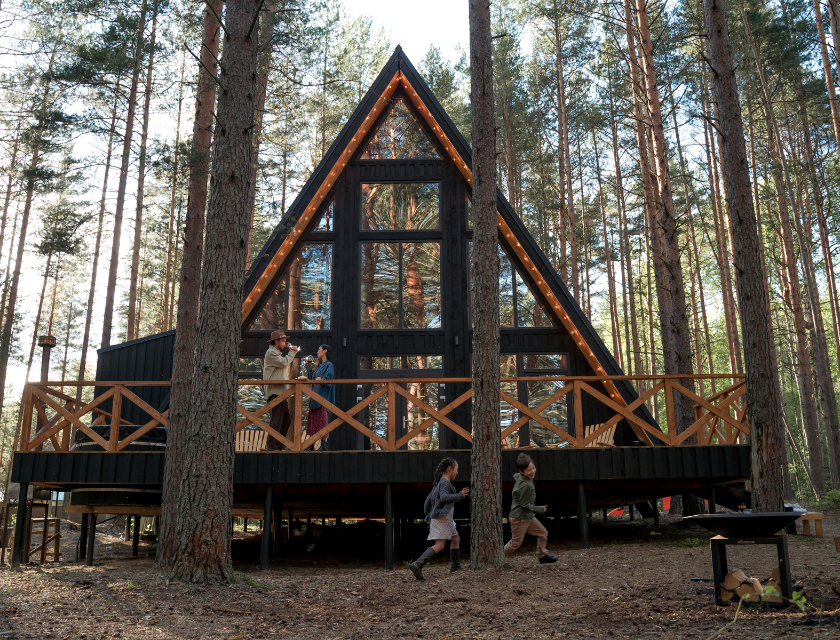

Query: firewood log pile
left=720, top=567, right=791, bottom=604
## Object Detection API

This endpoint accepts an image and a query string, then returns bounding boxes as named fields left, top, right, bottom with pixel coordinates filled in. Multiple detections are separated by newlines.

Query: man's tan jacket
left=263, top=344, right=299, bottom=397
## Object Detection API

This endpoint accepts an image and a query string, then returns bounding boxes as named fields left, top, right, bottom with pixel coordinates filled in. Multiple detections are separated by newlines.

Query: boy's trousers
left=504, top=517, right=548, bottom=557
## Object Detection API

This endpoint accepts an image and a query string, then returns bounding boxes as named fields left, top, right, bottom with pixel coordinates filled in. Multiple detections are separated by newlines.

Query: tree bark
left=127, top=7, right=157, bottom=341
left=633, top=0, right=695, bottom=437
left=157, top=0, right=222, bottom=568
left=162, top=0, right=260, bottom=583
left=705, top=0, right=787, bottom=510
left=101, top=0, right=148, bottom=348
left=468, top=0, right=504, bottom=571
left=813, top=0, right=840, bottom=156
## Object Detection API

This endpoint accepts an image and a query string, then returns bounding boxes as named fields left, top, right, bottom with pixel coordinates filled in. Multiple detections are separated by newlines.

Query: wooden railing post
left=663, top=379, right=676, bottom=445
left=20, top=386, right=34, bottom=453
left=573, top=380, right=582, bottom=445
left=109, top=386, right=123, bottom=452
left=387, top=382, right=396, bottom=451
left=293, top=384, right=302, bottom=452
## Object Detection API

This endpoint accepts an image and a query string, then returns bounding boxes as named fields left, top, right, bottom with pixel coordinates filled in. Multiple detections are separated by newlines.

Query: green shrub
left=821, top=489, right=840, bottom=508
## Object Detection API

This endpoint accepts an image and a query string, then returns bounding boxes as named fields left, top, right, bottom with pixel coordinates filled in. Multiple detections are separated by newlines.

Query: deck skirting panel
left=11, top=446, right=749, bottom=487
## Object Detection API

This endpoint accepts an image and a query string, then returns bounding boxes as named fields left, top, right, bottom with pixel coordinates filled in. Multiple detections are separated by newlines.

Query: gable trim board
left=241, top=46, right=657, bottom=439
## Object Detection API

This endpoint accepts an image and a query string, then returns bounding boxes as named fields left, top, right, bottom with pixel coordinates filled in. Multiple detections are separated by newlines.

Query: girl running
left=409, top=457, right=470, bottom=579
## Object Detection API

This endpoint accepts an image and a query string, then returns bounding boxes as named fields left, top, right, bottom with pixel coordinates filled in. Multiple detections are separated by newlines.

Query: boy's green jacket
left=510, top=473, right=546, bottom=519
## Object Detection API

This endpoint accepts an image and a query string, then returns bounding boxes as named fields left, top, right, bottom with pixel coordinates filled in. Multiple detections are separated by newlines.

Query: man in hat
left=263, top=330, right=300, bottom=450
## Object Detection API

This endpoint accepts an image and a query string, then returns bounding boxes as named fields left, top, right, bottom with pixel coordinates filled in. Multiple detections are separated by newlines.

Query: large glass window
left=361, top=242, right=441, bottom=329
left=361, top=183, right=439, bottom=231
left=249, top=243, right=332, bottom=331
left=361, top=98, right=439, bottom=159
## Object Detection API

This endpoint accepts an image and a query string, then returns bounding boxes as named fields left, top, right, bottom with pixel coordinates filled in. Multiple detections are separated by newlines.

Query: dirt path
left=0, top=511, right=837, bottom=639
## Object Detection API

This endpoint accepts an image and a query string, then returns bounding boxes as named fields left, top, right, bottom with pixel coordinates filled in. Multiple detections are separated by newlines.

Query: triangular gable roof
left=242, top=47, right=657, bottom=438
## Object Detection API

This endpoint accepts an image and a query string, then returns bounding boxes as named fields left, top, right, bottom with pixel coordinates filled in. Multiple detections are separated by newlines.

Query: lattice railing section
left=17, top=376, right=748, bottom=453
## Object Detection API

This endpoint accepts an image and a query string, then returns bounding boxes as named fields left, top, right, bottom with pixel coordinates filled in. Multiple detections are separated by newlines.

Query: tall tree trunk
left=245, top=0, right=275, bottom=262
left=468, top=0, right=503, bottom=571
left=550, top=1, right=568, bottom=279
left=162, top=0, right=260, bottom=583
left=157, top=0, right=222, bottom=567
left=163, top=56, right=186, bottom=332
left=634, top=0, right=695, bottom=440
left=0, top=124, right=21, bottom=286
left=127, top=7, right=157, bottom=341
left=813, top=0, right=840, bottom=156
left=77, top=82, right=121, bottom=400
left=0, top=47, right=57, bottom=420
left=101, top=0, right=148, bottom=348
left=706, top=0, right=787, bottom=510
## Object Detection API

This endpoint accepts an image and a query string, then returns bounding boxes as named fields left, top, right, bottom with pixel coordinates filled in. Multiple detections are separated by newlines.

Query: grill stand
left=710, top=535, right=792, bottom=606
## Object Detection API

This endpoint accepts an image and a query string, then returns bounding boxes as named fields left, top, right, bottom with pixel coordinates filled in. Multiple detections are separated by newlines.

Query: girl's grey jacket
left=424, top=478, right=466, bottom=523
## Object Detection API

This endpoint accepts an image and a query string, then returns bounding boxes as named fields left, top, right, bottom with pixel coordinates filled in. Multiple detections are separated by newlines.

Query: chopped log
left=735, top=578, right=764, bottom=601
left=724, top=568, right=749, bottom=590
left=720, top=587, right=735, bottom=602
left=772, top=566, right=780, bottom=583
left=761, top=592, right=783, bottom=604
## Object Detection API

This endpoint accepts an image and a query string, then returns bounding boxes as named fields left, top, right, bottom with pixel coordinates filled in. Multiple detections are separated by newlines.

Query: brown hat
left=268, top=330, right=289, bottom=343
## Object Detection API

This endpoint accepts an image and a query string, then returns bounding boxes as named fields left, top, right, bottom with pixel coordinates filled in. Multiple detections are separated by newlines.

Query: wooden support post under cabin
left=682, top=493, right=690, bottom=528
left=132, top=515, right=140, bottom=556
left=577, top=482, right=589, bottom=550
left=385, top=483, right=394, bottom=570
left=39, top=505, right=49, bottom=565
left=10, top=482, right=29, bottom=569
left=261, top=485, right=273, bottom=571
left=602, top=508, right=608, bottom=523
left=653, top=500, right=660, bottom=526
left=78, top=512, right=88, bottom=561
left=709, top=488, right=716, bottom=514
left=272, top=499, right=283, bottom=558
left=287, top=508, right=293, bottom=540
left=628, top=504, right=634, bottom=521
left=86, top=513, right=97, bottom=566
left=243, top=518, right=248, bottom=533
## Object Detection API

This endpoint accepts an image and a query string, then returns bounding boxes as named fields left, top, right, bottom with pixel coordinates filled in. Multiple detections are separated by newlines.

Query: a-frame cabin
left=10, top=48, right=750, bottom=566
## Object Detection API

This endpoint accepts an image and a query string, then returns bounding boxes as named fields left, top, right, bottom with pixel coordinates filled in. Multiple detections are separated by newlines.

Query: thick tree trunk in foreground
left=157, top=0, right=222, bottom=568
left=705, top=0, right=785, bottom=511
left=468, top=0, right=503, bottom=571
left=163, top=0, right=259, bottom=583
left=102, top=0, right=148, bottom=348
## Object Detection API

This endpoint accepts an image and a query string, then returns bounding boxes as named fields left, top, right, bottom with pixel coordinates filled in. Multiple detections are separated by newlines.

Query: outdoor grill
left=685, top=513, right=801, bottom=606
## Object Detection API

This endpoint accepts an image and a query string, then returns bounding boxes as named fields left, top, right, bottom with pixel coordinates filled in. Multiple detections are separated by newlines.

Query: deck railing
left=16, top=375, right=748, bottom=453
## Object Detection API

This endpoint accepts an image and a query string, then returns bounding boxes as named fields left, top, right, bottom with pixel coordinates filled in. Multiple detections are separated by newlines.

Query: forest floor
left=0, top=507, right=838, bottom=639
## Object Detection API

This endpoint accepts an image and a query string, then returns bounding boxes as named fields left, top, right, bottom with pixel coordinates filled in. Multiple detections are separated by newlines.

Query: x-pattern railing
left=17, top=375, right=747, bottom=453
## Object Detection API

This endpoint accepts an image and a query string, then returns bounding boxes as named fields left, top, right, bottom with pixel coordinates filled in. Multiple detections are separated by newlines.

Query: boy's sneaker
left=538, top=554, right=558, bottom=564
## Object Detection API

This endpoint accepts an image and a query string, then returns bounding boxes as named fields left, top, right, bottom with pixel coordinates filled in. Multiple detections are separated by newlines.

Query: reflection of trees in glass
left=527, top=380, right=568, bottom=446
left=500, top=355, right=519, bottom=447
left=470, top=243, right=551, bottom=328
left=360, top=355, right=443, bottom=369
left=362, top=98, right=439, bottom=159
left=361, top=243, right=440, bottom=329
left=249, top=243, right=332, bottom=330
left=361, top=182, right=439, bottom=230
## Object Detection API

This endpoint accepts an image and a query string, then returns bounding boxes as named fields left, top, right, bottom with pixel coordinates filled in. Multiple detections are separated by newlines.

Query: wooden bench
left=236, top=429, right=268, bottom=452
left=797, top=512, right=823, bottom=537
left=584, top=423, right=616, bottom=447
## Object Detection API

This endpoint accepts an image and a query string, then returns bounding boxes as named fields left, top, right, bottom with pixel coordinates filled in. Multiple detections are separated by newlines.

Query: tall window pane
left=361, top=242, right=399, bottom=329
left=402, top=242, right=441, bottom=328
left=249, top=243, right=332, bottom=331
left=361, top=183, right=439, bottom=230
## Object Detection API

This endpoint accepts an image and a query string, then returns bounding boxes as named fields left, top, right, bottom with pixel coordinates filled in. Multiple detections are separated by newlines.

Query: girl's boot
left=408, top=547, right=437, bottom=580
left=449, top=548, right=462, bottom=572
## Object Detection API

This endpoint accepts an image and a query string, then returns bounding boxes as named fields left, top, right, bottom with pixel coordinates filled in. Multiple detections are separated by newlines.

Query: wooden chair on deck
left=583, top=423, right=616, bottom=447
left=236, top=429, right=268, bottom=452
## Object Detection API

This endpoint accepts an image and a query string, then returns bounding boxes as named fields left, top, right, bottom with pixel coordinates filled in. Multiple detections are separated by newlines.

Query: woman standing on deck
left=306, top=344, right=334, bottom=450
left=408, top=457, right=470, bottom=579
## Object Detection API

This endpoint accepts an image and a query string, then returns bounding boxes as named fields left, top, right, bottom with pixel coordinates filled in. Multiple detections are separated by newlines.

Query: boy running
left=504, top=453, right=558, bottom=564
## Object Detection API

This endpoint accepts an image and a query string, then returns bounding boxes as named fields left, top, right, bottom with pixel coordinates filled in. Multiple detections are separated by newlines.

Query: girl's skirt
left=427, top=511, right=457, bottom=540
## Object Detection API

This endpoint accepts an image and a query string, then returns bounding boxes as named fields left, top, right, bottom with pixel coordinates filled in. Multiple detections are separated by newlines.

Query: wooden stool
left=797, top=512, right=823, bottom=537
